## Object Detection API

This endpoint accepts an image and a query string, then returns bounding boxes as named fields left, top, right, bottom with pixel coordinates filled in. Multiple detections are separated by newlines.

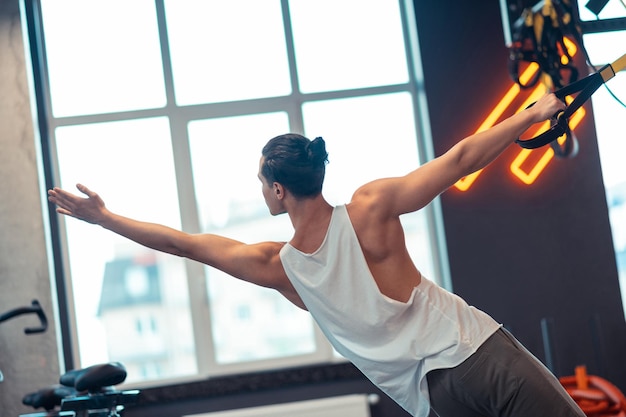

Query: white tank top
left=279, top=205, right=501, bottom=417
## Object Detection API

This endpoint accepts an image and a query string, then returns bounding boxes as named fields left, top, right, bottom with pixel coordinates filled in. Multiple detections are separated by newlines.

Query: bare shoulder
left=349, top=179, right=397, bottom=222
left=261, top=241, right=308, bottom=310
left=231, top=240, right=306, bottom=309
left=212, top=239, right=286, bottom=288
left=347, top=186, right=404, bottom=259
left=247, top=240, right=289, bottom=282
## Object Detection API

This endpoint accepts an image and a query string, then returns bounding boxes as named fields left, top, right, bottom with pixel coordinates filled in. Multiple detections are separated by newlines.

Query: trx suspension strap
left=516, top=52, right=626, bottom=150
left=508, top=0, right=581, bottom=89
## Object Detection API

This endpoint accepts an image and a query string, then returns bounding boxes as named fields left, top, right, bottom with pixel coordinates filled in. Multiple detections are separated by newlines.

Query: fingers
left=48, top=187, right=73, bottom=204
left=47, top=184, right=105, bottom=225
left=531, top=93, right=566, bottom=122
left=48, top=184, right=91, bottom=202
left=48, top=189, right=74, bottom=214
left=547, top=94, right=566, bottom=118
left=47, top=185, right=86, bottom=216
left=76, top=183, right=95, bottom=198
left=56, top=207, right=73, bottom=217
left=550, top=93, right=566, bottom=109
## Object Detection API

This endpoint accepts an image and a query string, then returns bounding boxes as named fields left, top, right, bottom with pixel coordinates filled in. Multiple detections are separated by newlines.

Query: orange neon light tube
left=454, top=63, right=540, bottom=191
left=454, top=38, right=581, bottom=191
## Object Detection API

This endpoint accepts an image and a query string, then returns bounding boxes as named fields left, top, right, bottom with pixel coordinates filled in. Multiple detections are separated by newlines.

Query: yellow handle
left=611, top=52, right=626, bottom=73
left=601, top=52, right=626, bottom=82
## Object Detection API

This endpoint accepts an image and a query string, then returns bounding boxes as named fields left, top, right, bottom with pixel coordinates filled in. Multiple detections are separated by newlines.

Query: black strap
left=516, top=71, right=603, bottom=149
left=515, top=55, right=625, bottom=150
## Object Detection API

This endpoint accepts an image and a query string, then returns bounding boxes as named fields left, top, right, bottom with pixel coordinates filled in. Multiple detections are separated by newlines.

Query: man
left=48, top=93, right=584, bottom=417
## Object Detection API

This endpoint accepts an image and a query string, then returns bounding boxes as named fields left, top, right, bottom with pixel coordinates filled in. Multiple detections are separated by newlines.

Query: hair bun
left=307, top=137, right=328, bottom=165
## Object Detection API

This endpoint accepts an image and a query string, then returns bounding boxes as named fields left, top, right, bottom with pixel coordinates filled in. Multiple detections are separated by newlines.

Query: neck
left=285, top=195, right=333, bottom=252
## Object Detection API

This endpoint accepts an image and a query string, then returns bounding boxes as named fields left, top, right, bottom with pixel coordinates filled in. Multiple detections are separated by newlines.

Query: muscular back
left=346, top=193, right=422, bottom=303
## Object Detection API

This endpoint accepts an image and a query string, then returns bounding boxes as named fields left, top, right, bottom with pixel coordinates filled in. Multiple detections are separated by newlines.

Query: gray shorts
left=426, top=328, right=586, bottom=417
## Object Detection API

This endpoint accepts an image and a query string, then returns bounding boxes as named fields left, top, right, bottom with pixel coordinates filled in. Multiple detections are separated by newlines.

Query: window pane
left=188, top=113, right=316, bottom=365
left=289, top=0, right=409, bottom=93
left=582, top=32, right=626, bottom=67
left=165, top=0, right=292, bottom=105
left=302, top=93, right=438, bottom=280
left=582, top=31, right=626, bottom=315
left=578, top=0, right=626, bottom=21
left=583, top=32, right=626, bottom=189
left=38, top=0, right=438, bottom=381
left=40, top=0, right=166, bottom=117
left=55, top=118, right=197, bottom=383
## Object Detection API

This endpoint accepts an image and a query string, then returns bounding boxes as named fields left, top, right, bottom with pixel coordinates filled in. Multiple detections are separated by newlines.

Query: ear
left=273, top=182, right=285, bottom=200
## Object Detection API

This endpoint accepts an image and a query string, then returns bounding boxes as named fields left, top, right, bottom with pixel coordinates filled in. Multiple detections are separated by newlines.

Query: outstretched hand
left=48, top=184, right=107, bottom=225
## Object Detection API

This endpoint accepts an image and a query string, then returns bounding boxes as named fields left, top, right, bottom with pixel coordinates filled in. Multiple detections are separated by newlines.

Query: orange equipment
left=560, top=365, right=626, bottom=417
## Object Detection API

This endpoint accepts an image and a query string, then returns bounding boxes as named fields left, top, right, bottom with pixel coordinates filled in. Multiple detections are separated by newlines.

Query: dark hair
left=261, top=133, right=329, bottom=198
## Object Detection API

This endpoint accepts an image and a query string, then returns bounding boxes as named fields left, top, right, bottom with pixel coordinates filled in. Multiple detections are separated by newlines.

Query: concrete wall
left=0, top=0, right=60, bottom=415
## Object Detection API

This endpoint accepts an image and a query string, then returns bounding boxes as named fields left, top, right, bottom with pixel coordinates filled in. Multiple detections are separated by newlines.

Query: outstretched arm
left=48, top=184, right=288, bottom=291
left=352, top=93, right=566, bottom=217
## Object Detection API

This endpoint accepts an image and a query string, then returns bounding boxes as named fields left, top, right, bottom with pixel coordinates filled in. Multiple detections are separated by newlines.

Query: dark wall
left=413, top=0, right=626, bottom=389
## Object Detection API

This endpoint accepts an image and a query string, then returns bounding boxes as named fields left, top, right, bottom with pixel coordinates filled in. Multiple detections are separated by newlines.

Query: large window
left=31, top=0, right=444, bottom=384
left=577, top=1, right=626, bottom=315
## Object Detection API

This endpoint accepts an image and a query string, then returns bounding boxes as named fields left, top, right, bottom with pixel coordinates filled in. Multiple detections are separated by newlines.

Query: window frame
left=24, top=0, right=449, bottom=384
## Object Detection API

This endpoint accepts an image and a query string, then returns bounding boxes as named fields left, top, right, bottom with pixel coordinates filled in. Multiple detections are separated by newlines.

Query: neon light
left=454, top=37, right=582, bottom=191
left=454, top=63, right=540, bottom=191
left=510, top=123, right=552, bottom=185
